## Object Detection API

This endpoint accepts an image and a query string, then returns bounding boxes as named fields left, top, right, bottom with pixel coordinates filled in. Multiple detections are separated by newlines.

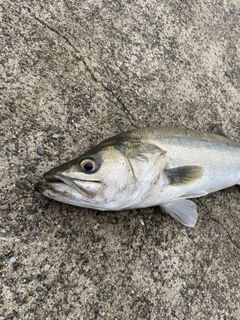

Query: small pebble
left=0, top=203, right=8, bottom=210
left=26, top=207, right=35, bottom=214
left=10, top=257, right=16, bottom=263
left=41, top=259, right=47, bottom=267
left=52, top=134, right=60, bottom=139
left=26, top=176, right=33, bottom=183
left=135, top=242, right=142, bottom=247
left=36, top=286, right=43, bottom=292
left=37, top=146, right=44, bottom=156
left=16, top=181, right=25, bottom=190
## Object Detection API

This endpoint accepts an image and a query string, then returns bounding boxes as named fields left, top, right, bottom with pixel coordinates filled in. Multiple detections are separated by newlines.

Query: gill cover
left=112, top=140, right=166, bottom=209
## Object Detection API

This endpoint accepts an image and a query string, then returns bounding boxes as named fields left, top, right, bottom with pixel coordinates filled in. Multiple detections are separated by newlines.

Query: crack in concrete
left=63, top=0, right=73, bottom=11
left=226, top=230, right=240, bottom=249
left=34, top=15, right=137, bottom=128
left=33, top=15, right=99, bottom=83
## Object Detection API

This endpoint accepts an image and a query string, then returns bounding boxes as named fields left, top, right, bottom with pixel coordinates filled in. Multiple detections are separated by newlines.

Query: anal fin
left=161, top=199, right=198, bottom=228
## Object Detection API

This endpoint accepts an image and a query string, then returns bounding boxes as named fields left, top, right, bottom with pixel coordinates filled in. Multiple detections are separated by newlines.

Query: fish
left=34, top=126, right=240, bottom=227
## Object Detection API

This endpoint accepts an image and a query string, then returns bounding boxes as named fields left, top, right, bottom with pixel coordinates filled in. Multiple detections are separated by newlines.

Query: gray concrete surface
left=1, top=0, right=240, bottom=319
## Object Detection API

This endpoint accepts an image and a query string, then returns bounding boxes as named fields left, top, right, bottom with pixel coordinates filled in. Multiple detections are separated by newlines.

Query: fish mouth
left=34, top=173, right=102, bottom=197
left=34, top=174, right=72, bottom=194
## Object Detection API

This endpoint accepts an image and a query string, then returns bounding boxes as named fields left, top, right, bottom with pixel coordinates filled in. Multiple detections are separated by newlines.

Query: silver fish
left=34, top=127, right=240, bottom=227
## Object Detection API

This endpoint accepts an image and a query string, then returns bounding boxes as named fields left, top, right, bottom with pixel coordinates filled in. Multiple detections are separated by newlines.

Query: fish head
left=35, top=143, right=138, bottom=210
left=35, top=135, right=166, bottom=210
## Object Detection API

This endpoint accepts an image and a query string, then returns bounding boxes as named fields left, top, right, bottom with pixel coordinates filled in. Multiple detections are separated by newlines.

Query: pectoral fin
left=161, top=199, right=198, bottom=227
left=165, top=166, right=203, bottom=185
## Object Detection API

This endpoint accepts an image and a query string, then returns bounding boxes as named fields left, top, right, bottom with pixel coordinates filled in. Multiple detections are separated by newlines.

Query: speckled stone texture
left=1, top=0, right=240, bottom=319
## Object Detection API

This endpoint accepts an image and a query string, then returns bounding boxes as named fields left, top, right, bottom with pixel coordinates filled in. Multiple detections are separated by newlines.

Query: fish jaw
left=34, top=180, right=107, bottom=209
left=34, top=180, right=78, bottom=204
left=34, top=168, right=104, bottom=207
left=34, top=179, right=132, bottom=210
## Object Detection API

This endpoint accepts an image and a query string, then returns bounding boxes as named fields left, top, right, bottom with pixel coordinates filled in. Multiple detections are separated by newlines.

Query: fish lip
left=34, top=174, right=77, bottom=194
left=41, top=173, right=81, bottom=193
left=36, top=173, right=102, bottom=197
left=34, top=181, right=48, bottom=193
left=44, top=174, right=62, bottom=183
left=34, top=177, right=67, bottom=194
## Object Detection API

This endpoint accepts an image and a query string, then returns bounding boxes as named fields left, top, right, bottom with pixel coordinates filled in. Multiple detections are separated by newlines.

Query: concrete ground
left=1, top=0, right=240, bottom=319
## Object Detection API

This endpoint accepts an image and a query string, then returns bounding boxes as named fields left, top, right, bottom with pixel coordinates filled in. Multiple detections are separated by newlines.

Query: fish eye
left=80, top=158, right=98, bottom=173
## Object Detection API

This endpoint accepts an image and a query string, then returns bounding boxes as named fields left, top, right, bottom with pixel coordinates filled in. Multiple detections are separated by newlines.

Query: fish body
left=35, top=127, right=240, bottom=227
